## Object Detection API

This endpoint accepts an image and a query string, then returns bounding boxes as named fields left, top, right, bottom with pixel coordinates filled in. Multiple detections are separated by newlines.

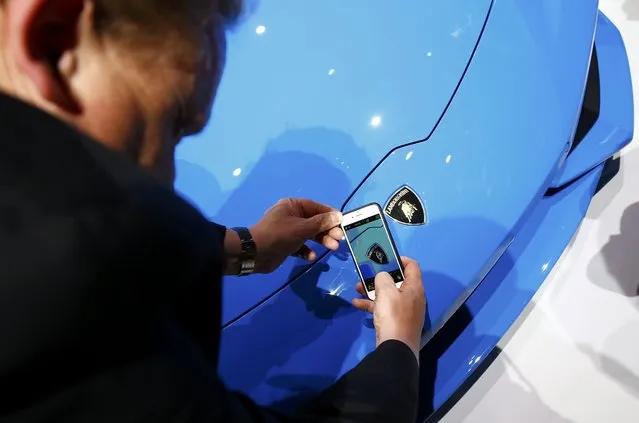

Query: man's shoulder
left=0, top=93, right=208, bottom=231
left=0, top=93, right=221, bottom=273
left=0, top=94, right=127, bottom=215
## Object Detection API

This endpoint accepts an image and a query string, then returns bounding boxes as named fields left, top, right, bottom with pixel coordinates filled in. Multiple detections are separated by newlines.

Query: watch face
left=232, top=227, right=257, bottom=258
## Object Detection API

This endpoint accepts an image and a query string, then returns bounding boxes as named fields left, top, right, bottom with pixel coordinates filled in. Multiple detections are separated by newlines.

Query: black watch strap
left=231, top=227, right=257, bottom=276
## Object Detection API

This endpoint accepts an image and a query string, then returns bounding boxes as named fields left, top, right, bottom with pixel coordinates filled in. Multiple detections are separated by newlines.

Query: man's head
left=0, top=0, right=243, bottom=184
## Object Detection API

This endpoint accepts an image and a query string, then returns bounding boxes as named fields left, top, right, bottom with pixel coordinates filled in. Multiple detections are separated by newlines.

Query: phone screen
left=343, top=211, right=404, bottom=292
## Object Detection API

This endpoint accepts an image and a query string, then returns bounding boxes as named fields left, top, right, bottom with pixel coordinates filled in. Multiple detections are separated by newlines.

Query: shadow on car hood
left=174, top=0, right=493, bottom=325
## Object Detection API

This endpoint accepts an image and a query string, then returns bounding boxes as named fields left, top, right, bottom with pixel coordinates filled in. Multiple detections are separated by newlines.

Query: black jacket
left=0, top=93, right=418, bottom=423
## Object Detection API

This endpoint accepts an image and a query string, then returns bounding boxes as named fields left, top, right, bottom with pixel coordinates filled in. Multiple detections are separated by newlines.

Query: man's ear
left=3, top=0, right=85, bottom=112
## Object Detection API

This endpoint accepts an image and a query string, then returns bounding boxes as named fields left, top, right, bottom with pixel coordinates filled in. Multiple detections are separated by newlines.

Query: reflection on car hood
left=174, top=0, right=492, bottom=325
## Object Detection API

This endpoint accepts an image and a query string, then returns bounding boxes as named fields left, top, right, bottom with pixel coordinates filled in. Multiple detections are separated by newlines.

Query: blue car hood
left=175, top=0, right=493, bottom=324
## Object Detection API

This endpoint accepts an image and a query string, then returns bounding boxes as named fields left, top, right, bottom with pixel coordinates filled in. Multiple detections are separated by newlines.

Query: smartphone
left=341, top=203, right=404, bottom=300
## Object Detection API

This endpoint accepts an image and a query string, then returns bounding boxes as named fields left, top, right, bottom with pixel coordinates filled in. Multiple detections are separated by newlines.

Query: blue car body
left=175, top=0, right=634, bottom=419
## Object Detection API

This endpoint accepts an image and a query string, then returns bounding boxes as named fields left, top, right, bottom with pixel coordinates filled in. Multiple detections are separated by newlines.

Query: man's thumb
left=374, top=272, right=396, bottom=297
left=303, top=211, right=342, bottom=236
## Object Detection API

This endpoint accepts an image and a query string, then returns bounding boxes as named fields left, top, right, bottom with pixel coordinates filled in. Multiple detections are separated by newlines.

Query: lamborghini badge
left=384, top=185, right=426, bottom=225
left=366, top=243, right=389, bottom=265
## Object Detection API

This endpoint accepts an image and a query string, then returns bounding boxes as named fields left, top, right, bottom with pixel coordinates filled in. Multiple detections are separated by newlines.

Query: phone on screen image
left=341, top=203, right=404, bottom=301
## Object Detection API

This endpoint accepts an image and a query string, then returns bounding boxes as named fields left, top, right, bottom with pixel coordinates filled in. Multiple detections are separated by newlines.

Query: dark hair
left=92, top=0, right=244, bottom=41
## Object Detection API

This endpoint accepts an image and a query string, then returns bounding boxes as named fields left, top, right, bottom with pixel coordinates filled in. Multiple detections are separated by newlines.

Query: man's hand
left=248, top=198, right=344, bottom=274
left=352, top=257, right=426, bottom=362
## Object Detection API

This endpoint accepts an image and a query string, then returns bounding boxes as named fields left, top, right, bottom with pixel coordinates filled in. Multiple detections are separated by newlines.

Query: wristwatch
left=230, top=227, right=257, bottom=276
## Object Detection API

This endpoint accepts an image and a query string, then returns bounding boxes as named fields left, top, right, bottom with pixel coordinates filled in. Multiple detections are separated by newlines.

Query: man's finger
left=296, top=199, right=338, bottom=219
left=265, top=198, right=289, bottom=215
left=293, top=244, right=317, bottom=261
left=400, top=256, right=424, bottom=293
left=401, top=256, right=422, bottom=279
left=327, top=226, right=344, bottom=241
left=374, top=272, right=397, bottom=297
left=352, top=298, right=374, bottom=314
left=313, top=227, right=343, bottom=249
left=319, top=234, right=340, bottom=250
left=356, top=282, right=366, bottom=296
left=303, top=211, right=342, bottom=238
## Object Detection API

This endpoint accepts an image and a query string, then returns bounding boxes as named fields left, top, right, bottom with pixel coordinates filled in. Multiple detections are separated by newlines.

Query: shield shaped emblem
left=384, top=185, right=426, bottom=225
left=366, top=242, right=389, bottom=265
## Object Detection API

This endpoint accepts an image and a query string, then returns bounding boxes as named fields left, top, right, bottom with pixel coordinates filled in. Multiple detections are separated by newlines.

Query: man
left=0, top=0, right=427, bottom=422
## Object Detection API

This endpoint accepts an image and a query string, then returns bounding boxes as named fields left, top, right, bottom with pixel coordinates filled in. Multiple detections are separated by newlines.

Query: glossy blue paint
left=173, top=0, right=493, bottom=324
left=343, top=0, right=599, bottom=338
left=418, top=162, right=605, bottom=420
left=216, top=0, right=633, bottom=413
left=217, top=163, right=604, bottom=413
left=551, top=12, right=635, bottom=187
